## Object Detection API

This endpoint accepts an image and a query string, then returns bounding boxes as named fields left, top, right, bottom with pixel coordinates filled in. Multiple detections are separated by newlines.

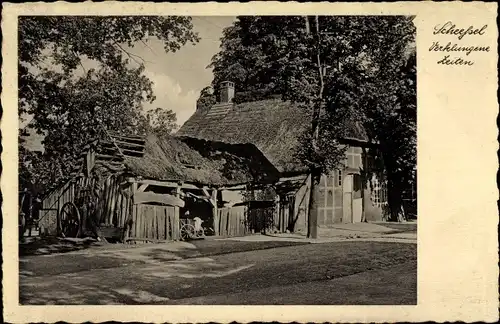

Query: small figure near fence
left=19, top=189, right=42, bottom=240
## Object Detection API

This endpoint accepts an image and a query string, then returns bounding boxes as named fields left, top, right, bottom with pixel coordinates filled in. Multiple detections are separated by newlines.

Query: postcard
left=2, top=1, right=498, bottom=323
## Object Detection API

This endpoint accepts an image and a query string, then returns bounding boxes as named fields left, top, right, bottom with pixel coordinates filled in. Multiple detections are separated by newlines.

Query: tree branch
left=140, top=39, right=157, bottom=56
left=72, top=50, right=87, bottom=74
left=113, top=41, right=145, bottom=65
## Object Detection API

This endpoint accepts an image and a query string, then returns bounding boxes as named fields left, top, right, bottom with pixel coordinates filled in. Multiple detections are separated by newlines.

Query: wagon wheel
left=180, top=223, right=195, bottom=241
left=60, top=202, right=81, bottom=238
left=192, top=222, right=205, bottom=238
left=194, top=227, right=205, bottom=239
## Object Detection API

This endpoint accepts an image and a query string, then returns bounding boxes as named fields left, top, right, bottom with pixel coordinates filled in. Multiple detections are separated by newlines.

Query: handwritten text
left=431, top=21, right=489, bottom=66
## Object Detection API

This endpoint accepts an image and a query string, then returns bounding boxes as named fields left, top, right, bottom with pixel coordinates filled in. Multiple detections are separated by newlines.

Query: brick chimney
left=219, top=81, right=235, bottom=103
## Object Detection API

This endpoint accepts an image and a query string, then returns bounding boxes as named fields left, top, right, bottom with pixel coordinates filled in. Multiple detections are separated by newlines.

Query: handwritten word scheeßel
left=434, top=21, right=488, bottom=40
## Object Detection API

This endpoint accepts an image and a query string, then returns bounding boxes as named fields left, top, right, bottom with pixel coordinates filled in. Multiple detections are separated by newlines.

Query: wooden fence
left=41, top=174, right=291, bottom=241
left=276, top=200, right=290, bottom=233
left=38, top=173, right=184, bottom=242
left=95, top=175, right=130, bottom=227
left=39, top=179, right=76, bottom=236
left=274, top=195, right=297, bottom=233
left=128, top=204, right=178, bottom=242
left=217, top=206, right=247, bottom=237
left=247, top=206, right=275, bottom=233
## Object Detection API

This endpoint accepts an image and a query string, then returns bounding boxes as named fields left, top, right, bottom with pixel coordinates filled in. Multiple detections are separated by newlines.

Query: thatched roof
left=177, top=99, right=368, bottom=174
left=97, top=133, right=279, bottom=187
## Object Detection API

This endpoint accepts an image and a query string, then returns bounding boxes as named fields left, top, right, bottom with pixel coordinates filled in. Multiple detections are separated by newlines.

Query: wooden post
left=120, top=186, right=128, bottom=227
left=56, top=192, right=61, bottom=236
left=124, top=188, right=132, bottom=242
left=173, top=185, right=181, bottom=240
left=131, top=182, right=138, bottom=239
left=360, top=147, right=368, bottom=222
left=275, top=195, right=280, bottom=232
left=108, top=177, right=118, bottom=225
left=28, top=194, right=33, bottom=237
left=211, top=189, right=219, bottom=236
left=115, top=187, right=123, bottom=227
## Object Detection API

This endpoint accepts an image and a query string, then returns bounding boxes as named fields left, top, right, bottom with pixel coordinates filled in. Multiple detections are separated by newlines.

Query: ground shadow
left=19, top=237, right=97, bottom=256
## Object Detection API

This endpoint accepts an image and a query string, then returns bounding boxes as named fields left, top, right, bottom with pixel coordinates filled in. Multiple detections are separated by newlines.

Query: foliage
left=196, top=86, right=217, bottom=111
left=144, top=107, right=179, bottom=136
left=209, top=16, right=316, bottom=104
left=19, top=138, right=51, bottom=196
left=19, top=16, right=199, bottom=195
left=205, top=16, right=416, bottom=221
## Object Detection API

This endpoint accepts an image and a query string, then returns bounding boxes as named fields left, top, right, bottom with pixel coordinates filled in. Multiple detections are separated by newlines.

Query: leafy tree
left=145, top=107, right=178, bottom=136
left=196, top=86, right=216, bottom=111
left=19, top=16, right=199, bottom=194
left=209, top=16, right=316, bottom=104
left=204, top=16, right=416, bottom=227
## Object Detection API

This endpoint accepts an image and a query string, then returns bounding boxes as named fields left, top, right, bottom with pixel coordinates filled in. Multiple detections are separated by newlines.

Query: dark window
left=353, top=174, right=362, bottom=192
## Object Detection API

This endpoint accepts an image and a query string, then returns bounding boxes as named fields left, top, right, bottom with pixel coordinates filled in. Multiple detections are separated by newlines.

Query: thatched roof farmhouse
left=177, top=82, right=388, bottom=232
left=177, top=97, right=368, bottom=175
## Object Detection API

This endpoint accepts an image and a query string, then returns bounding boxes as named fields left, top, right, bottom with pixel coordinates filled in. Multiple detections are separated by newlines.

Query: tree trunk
left=386, top=169, right=404, bottom=222
left=305, top=15, right=325, bottom=238
left=307, top=169, right=321, bottom=238
left=360, top=147, right=368, bottom=222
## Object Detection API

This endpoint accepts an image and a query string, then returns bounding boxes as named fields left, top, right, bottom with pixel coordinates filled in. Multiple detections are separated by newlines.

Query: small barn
left=177, top=82, right=389, bottom=234
left=39, top=131, right=280, bottom=242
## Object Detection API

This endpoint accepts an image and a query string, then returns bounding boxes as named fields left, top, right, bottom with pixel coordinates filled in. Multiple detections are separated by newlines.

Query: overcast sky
left=20, top=16, right=236, bottom=129
left=127, top=16, right=236, bottom=126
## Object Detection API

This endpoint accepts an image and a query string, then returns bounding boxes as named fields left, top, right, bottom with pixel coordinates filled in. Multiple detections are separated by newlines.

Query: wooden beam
left=185, top=191, right=210, bottom=202
left=220, top=185, right=245, bottom=191
left=137, top=184, right=149, bottom=192
left=201, top=187, right=211, bottom=198
left=133, top=192, right=185, bottom=207
left=107, top=131, right=145, bottom=140
left=274, top=195, right=280, bottom=231
left=173, top=186, right=181, bottom=241
left=100, top=146, right=144, bottom=157
left=128, top=178, right=201, bottom=190
left=95, top=153, right=123, bottom=161
left=101, top=140, right=145, bottom=150
left=211, top=188, right=219, bottom=236
left=201, top=187, right=216, bottom=208
left=278, top=174, right=308, bottom=182
left=107, top=133, right=146, bottom=145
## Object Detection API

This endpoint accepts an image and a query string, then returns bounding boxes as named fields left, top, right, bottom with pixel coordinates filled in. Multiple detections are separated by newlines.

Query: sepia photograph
left=2, top=0, right=498, bottom=322
left=16, top=14, right=418, bottom=306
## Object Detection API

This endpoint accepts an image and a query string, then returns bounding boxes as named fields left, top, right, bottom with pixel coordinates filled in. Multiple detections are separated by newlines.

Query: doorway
left=343, top=173, right=363, bottom=223
left=343, top=174, right=353, bottom=223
